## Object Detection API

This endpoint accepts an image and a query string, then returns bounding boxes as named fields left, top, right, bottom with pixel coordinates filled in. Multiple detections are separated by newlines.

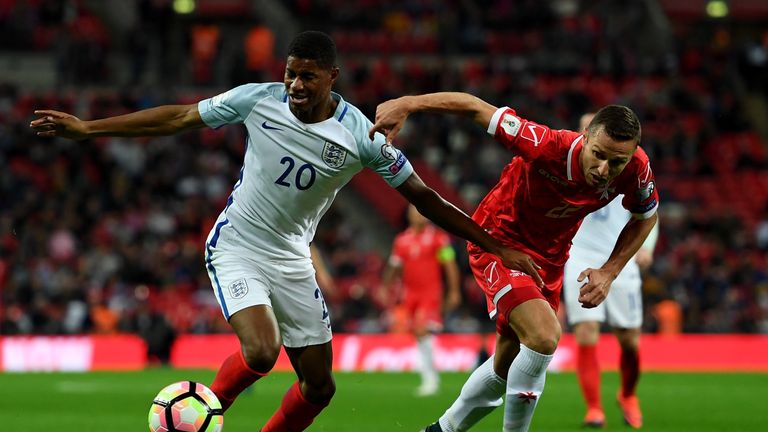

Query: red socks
left=262, top=381, right=329, bottom=432
left=620, top=349, right=640, bottom=398
left=210, top=350, right=266, bottom=412
left=577, top=344, right=602, bottom=410
left=209, top=351, right=330, bottom=431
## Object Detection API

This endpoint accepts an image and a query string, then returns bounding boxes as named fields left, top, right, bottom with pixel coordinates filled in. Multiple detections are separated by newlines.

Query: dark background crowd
left=1, top=0, right=767, bottom=348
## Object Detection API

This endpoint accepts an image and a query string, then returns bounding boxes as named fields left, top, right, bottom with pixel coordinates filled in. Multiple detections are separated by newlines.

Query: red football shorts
left=400, top=291, right=443, bottom=332
left=468, top=249, right=563, bottom=337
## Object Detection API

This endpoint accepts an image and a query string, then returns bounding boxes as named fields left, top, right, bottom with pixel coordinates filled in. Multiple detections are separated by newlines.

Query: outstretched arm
left=369, top=92, right=498, bottom=143
left=396, top=172, right=544, bottom=288
left=30, top=104, right=205, bottom=140
left=577, top=212, right=658, bottom=308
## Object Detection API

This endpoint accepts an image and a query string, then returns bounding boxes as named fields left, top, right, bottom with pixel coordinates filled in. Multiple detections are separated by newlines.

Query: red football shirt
left=471, top=107, right=659, bottom=267
left=389, top=225, right=452, bottom=302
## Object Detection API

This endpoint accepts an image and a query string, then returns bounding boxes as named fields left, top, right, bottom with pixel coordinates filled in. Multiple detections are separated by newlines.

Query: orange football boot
left=617, top=392, right=643, bottom=428
left=582, top=407, right=606, bottom=428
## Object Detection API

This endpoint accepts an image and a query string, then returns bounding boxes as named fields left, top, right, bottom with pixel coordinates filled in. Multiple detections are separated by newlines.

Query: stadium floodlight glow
left=174, top=0, right=196, bottom=14
left=705, top=0, right=729, bottom=18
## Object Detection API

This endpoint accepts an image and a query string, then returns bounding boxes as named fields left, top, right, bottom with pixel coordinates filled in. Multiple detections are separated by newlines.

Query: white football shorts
left=204, top=223, right=332, bottom=348
left=563, top=252, right=643, bottom=329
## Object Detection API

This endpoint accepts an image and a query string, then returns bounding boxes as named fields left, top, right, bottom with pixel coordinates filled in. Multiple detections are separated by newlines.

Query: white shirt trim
left=488, top=283, right=513, bottom=319
left=567, top=135, right=583, bottom=181
left=487, top=107, right=509, bottom=135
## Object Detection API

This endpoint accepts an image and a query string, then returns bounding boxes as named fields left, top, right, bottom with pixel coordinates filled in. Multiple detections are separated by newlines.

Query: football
left=148, top=381, right=224, bottom=432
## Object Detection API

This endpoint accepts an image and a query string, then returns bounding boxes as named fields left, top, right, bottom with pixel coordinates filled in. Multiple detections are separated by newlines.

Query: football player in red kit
left=381, top=204, right=461, bottom=396
left=370, top=93, right=658, bottom=432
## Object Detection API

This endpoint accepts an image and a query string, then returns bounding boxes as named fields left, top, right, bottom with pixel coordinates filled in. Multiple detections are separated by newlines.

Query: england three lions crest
left=322, top=141, right=347, bottom=168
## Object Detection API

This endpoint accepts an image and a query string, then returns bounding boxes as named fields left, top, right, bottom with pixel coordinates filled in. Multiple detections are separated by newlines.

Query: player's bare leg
left=210, top=305, right=282, bottom=411
left=614, top=327, right=642, bottom=428
left=501, top=298, right=559, bottom=432
left=261, top=341, right=335, bottom=431
left=573, top=321, right=605, bottom=428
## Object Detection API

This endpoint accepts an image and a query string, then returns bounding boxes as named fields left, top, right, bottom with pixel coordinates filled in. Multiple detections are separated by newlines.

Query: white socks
left=503, top=344, right=553, bottom=432
left=438, top=355, right=506, bottom=432
left=417, top=335, right=439, bottom=386
left=436, top=345, right=553, bottom=432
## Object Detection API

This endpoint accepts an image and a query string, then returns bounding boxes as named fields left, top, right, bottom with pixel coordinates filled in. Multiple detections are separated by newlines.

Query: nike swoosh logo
left=262, top=121, right=282, bottom=131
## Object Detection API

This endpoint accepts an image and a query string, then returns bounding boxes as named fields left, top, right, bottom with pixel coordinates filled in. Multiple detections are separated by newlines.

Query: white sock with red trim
left=503, top=344, right=552, bottom=432
left=438, top=354, right=505, bottom=432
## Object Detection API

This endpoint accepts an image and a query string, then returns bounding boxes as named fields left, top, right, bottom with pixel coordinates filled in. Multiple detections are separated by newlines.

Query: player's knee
left=241, top=340, right=281, bottom=373
left=318, top=379, right=337, bottom=403
left=303, top=376, right=336, bottom=405
left=618, top=336, right=640, bottom=353
left=525, top=336, right=559, bottom=355
left=615, top=328, right=640, bottom=352
left=574, top=322, right=600, bottom=345
left=524, top=324, right=561, bottom=355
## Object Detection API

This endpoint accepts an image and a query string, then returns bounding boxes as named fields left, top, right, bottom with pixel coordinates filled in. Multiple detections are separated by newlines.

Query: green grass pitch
left=2, top=369, right=766, bottom=431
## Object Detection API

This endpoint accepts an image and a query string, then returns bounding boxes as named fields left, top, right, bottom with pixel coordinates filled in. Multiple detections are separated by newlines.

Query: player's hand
left=30, top=110, right=89, bottom=140
left=368, top=97, right=412, bottom=143
left=445, top=289, right=461, bottom=312
left=497, top=248, right=545, bottom=289
left=577, top=267, right=615, bottom=308
left=316, top=274, right=337, bottom=299
left=374, top=285, right=392, bottom=308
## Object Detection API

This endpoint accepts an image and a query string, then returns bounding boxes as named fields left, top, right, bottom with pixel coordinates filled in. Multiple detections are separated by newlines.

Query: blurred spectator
left=340, top=283, right=385, bottom=334
left=651, top=297, right=683, bottom=336
left=241, top=24, right=275, bottom=83
left=118, top=287, right=176, bottom=365
left=90, top=297, right=120, bottom=334
left=756, top=209, right=768, bottom=250
left=190, top=23, right=221, bottom=85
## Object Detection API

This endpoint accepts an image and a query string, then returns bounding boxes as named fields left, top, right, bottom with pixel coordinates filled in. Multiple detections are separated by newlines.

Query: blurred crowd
left=1, top=0, right=768, bottom=343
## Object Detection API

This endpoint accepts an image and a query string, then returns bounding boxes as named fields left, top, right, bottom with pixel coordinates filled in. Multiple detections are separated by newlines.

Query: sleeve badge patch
left=500, top=113, right=522, bottom=136
left=636, top=180, right=655, bottom=201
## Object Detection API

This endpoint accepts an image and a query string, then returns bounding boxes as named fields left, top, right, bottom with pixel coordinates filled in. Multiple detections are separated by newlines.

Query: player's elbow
left=177, top=105, right=205, bottom=132
left=397, top=174, right=441, bottom=211
left=469, top=96, right=497, bottom=127
left=159, top=104, right=203, bottom=135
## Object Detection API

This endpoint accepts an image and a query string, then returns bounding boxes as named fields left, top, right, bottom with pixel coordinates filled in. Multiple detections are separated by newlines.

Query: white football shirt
left=570, top=194, right=657, bottom=265
left=198, top=83, right=413, bottom=260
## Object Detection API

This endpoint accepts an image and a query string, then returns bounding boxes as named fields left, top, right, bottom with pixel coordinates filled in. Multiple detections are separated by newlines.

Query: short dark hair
left=287, top=31, right=337, bottom=69
left=587, top=105, right=641, bottom=144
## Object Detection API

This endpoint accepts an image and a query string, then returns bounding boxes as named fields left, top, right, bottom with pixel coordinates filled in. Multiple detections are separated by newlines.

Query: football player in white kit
left=563, top=113, right=659, bottom=429
left=30, top=31, right=535, bottom=431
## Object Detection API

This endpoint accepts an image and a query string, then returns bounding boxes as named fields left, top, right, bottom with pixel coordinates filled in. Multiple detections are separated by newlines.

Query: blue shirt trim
left=205, top=218, right=230, bottom=320
left=337, top=103, right=349, bottom=122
